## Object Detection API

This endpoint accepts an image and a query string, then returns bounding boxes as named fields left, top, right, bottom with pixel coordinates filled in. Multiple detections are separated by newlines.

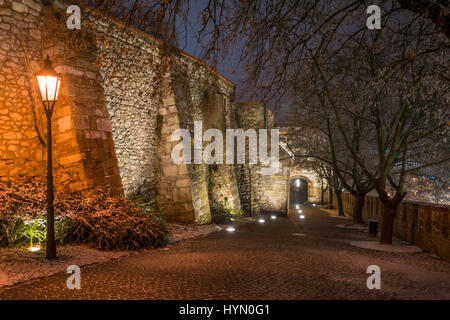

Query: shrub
left=0, top=181, right=167, bottom=251
left=7, top=217, right=46, bottom=248
left=58, top=190, right=167, bottom=250
left=209, top=199, right=235, bottom=224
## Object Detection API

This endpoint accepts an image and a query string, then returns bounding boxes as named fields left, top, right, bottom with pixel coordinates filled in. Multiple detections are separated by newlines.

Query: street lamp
left=36, top=55, right=61, bottom=260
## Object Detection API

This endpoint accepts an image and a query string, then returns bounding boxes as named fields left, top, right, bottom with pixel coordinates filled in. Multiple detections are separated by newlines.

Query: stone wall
left=235, top=102, right=271, bottom=215
left=1, top=0, right=250, bottom=224
left=91, top=15, right=162, bottom=197
left=0, top=0, right=123, bottom=194
left=288, top=166, right=322, bottom=204
left=335, top=192, right=450, bottom=261
left=257, top=161, right=290, bottom=214
left=0, top=1, right=319, bottom=224
left=0, top=0, right=46, bottom=183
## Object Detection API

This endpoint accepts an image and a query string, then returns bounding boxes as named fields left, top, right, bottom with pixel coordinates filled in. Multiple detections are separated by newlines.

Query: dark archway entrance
left=289, top=178, right=308, bottom=208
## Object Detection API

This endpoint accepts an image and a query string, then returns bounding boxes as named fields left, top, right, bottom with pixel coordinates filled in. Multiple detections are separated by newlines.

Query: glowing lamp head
left=298, top=209, right=302, bottom=213
left=296, top=179, right=300, bottom=187
left=270, top=215, right=277, bottom=220
left=299, top=214, right=305, bottom=219
left=37, top=56, right=61, bottom=103
left=226, top=226, right=236, bottom=232
left=258, top=218, right=265, bottom=223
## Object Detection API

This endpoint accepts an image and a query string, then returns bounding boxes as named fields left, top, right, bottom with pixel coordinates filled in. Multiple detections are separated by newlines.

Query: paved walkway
left=0, top=207, right=449, bottom=300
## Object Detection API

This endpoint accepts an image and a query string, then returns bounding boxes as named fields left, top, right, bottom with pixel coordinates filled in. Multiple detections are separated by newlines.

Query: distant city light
left=270, top=215, right=277, bottom=220
left=258, top=218, right=265, bottom=223
left=226, top=227, right=236, bottom=232
left=295, top=204, right=299, bottom=209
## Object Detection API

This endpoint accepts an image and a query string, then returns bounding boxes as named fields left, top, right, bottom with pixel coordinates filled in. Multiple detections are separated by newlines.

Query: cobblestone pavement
left=0, top=207, right=449, bottom=300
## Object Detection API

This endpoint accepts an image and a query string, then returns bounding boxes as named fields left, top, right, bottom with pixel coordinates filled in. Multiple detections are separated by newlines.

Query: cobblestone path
left=0, top=206, right=449, bottom=299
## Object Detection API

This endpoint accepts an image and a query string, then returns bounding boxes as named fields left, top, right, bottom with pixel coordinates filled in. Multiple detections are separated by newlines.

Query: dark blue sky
left=174, top=1, right=290, bottom=123
left=175, top=1, right=249, bottom=101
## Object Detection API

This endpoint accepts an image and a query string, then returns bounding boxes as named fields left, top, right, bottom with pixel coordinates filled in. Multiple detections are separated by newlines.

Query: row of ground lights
left=226, top=205, right=308, bottom=232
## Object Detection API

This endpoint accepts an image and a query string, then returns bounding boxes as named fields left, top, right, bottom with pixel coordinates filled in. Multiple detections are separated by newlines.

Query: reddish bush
left=0, top=181, right=167, bottom=250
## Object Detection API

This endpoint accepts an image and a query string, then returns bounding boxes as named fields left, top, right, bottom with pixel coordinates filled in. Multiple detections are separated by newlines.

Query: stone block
left=178, top=165, right=188, bottom=175
left=29, top=29, right=40, bottom=40
left=57, top=115, right=73, bottom=132
left=85, top=71, right=96, bottom=79
left=59, top=153, right=82, bottom=165
left=23, top=130, right=37, bottom=139
left=22, top=0, right=42, bottom=12
left=163, top=165, right=177, bottom=177
left=176, top=178, right=191, bottom=187
left=72, top=114, right=90, bottom=130
left=9, top=112, right=22, bottom=121
left=85, top=130, right=106, bottom=140
left=162, top=96, right=175, bottom=107
left=70, top=181, right=88, bottom=193
left=12, top=2, right=28, bottom=13
left=96, top=118, right=112, bottom=131
left=3, top=132, right=21, bottom=140
left=55, top=131, right=74, bottom=143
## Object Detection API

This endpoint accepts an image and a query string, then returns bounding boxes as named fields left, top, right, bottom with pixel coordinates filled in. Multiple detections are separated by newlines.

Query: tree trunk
left=328, top=180, right=334, bottom=209
left=335, top=189, right=344, bottom=216
left=320, top=180, right=325, bottom=205
left=353, top=192, right=366, bottom=224
left=380, top=202, right=397, bottom=244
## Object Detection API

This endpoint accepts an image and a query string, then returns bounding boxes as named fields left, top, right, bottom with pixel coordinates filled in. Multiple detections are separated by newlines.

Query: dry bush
left=0, top=180, right=167, bottom=250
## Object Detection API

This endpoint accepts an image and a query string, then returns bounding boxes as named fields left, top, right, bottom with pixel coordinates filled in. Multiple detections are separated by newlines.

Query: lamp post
left=36, top=55, right=61, bottom=259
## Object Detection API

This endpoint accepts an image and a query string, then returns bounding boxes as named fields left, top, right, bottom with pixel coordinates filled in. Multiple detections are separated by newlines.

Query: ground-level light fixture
left=270, top=215, right=277, bottom=220
left=258, top=218, right=265, bottom=223
left=29, top=246, right=41, bottom=252
left=226, top=226, right=236, bottom=232
left=299, top=214, right=305, bottom=220
left=36, top=55, right=61, bottom=260
left=312, top=204, right=316, bottom=207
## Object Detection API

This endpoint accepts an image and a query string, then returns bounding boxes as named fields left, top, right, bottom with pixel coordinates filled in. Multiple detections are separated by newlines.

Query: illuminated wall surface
left=1, top=1, right=325, bottom=223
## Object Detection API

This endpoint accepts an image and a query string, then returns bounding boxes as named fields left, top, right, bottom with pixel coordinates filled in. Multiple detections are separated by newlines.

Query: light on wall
left=296, top=179, right=300, bottom=187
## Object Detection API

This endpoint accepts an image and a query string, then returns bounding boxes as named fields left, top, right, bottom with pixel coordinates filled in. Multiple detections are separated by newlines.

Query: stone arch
left=288, top=175, right=313, bottom=208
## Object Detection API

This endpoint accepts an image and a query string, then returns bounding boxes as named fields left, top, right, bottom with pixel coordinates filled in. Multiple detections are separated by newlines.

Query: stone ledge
left=350, top=241, right=422, bottom=253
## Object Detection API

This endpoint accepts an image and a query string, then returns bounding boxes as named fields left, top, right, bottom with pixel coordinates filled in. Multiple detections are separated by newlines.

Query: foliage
left=0, top=181, right=167, bottom=250
left=0, top=215, right=46, bottom=249
left=209, top=199, right=236, bottom=224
